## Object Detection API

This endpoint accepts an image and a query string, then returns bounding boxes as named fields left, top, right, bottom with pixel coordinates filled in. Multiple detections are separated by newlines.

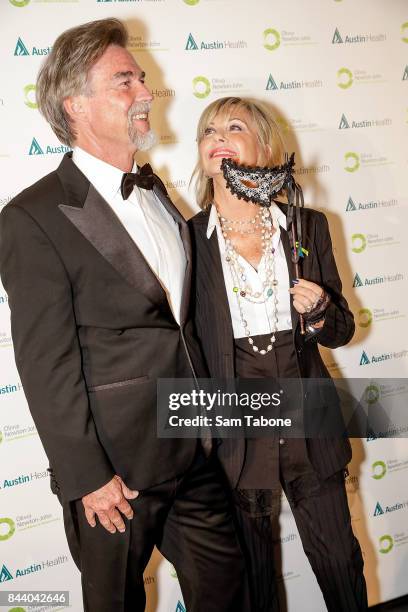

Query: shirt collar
left=206, top=202, right=287, bottom=239
left=72, top=146, right=137, bottom=202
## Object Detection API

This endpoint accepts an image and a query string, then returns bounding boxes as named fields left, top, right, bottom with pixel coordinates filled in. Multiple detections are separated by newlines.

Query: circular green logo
left=9, top=0, right=30, bottom=5
left=379, top=535, right=393, bottom=554
left=192, top=76, right=211, bottom=99
left=372, top=461, right=387, bottom=480
left=402, top=22, right=408, bottom=43
left=263, top=28, right=281, bottom=51
left=364, top=384, right=380, bottom=405
left=9, top=608, right=26, bottom=612
left=0, top=517, right=16, bottom=541
left=351, top=233, right=367, bottom=253
left=337, top=67, right=353, bottom=89
left=344, top=152, right=360, bottom=172
left=0, top=430, right=3, bottom=444
left=358, top=308, right=372, bottom=328
left=24, top=84, right=37, bottom=109
left=183, top=0, right=199, bottom=4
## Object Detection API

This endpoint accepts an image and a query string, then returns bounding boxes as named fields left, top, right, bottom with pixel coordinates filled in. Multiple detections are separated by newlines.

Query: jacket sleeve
left=311, top=211, right=355, bottom=349
left=0, top=204, right=114, bottom=502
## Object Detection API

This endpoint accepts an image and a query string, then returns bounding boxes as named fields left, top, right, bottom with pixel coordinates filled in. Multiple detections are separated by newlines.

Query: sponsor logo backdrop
left=1, top=0, right=407, bottom=609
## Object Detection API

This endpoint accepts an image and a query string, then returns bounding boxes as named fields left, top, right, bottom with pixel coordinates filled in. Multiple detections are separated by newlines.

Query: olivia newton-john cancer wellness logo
left=192, top=76, right=211, bottom=99
left=0, top=518, right=16, bottom=541
left=23, top=85, right=37, bottom=109
left=263, top=29, right=281, bottom=51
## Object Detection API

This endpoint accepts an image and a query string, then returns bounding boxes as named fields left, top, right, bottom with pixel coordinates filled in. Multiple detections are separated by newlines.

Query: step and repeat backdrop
left=1, top=0, right=408, bottom=610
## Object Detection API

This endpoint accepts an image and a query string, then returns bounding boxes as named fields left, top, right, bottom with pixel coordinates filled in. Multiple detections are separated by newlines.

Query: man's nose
left=138, top=82, right=154, bottom=103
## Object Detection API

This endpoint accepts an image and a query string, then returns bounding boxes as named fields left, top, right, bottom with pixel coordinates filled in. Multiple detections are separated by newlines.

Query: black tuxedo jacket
left=189, top=204, right=354, bottom=487
left=0, top=153, right=206, bottom=503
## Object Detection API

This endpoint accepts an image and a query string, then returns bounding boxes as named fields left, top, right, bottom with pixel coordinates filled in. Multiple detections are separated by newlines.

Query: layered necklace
left=217, top=205, right=279, bottom=355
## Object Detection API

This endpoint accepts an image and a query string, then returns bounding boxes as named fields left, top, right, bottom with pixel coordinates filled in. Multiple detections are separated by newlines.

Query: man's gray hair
left=36, top=18, right=128, bottom=146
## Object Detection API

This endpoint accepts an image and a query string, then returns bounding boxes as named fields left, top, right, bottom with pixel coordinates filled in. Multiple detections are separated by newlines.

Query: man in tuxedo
left=0, top=18, right=249, bottom=612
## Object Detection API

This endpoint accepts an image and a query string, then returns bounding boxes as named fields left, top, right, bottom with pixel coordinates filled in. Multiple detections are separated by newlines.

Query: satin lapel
left=153, top=183, right=192, bottom=326
left=59, top=184, right=169, bottom=310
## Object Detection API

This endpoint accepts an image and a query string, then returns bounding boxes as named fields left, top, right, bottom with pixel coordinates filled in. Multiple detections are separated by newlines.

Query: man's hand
left=82, top=475, right=138, bottom=534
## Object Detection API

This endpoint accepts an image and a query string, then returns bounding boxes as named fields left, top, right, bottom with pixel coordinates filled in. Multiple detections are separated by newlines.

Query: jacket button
left=279, top=438, right=285, bottom=445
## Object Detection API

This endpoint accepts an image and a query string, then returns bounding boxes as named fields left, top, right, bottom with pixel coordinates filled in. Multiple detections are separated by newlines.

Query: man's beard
left=127, top=101, right=157, bottom=151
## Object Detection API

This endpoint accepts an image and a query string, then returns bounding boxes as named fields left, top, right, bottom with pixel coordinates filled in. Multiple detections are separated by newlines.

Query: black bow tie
left=120, top=163, right=155, bottom=199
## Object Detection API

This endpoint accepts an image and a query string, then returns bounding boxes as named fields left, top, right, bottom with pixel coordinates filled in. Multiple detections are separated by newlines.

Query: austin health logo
left=14, top=37, right=29, bottom=56
left=192, top=76, right=211, bottom=99
left=185, top=33, right=199, bottom=50
left=176, top=602, right=186, bottom=612
left=346, top=197, right=357, bottom=211
left=0, top=564, right=13, bottom=582
left=339, top=114, right=350, bottom=129
left=359, top=351, right=370, bottom=366
left=374, top=502, right=384, bottom=516
left=263, top=28, right=281, bottom=51
left=353, top=273, right=364, bottom=288
left=379, top=535, right=393, bottom=554
left=332, top=28, right=343, bottom=44
left=28, top=138, right=44, bottom=155
left=0, top=518, right=16, bottom=541
left=403, top=66, right=408, bottom=81
left=266, top=74, right=278, bottom=90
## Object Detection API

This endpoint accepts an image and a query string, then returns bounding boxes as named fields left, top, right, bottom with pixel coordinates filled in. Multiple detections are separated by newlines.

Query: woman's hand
left=289, top=279, right=324, bottom=315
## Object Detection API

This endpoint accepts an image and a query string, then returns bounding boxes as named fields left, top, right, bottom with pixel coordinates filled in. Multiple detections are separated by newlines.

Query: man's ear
left=63, top=96, right=86, bottom=122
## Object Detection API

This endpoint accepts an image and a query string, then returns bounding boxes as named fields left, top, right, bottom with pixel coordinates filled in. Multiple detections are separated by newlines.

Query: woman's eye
left=203, top=127, right=215, bottom=136
left=229, top=123, right=243, bottom=131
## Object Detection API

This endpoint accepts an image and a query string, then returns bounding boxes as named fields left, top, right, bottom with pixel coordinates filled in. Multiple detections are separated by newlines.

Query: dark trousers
left=63, top=447, right=250, bottom=612
left=234, top=472, right=367, bottom=612
left=233, top=331, right=367, bottom=611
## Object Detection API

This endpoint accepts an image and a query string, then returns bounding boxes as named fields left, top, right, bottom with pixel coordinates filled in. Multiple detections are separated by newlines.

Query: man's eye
left=121, top=80, right=131, bottom=88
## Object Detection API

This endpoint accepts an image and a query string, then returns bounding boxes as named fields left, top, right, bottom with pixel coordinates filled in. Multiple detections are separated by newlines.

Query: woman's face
left=198, top=108, right=269, bottom=179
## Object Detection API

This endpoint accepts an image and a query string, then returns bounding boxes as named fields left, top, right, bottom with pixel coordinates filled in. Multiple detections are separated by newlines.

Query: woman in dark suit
left=189, top=96, right=367, bottom=612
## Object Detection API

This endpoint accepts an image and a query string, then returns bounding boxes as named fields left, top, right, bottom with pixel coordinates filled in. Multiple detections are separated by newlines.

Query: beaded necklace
left=217, top=205, right=279, bottom=355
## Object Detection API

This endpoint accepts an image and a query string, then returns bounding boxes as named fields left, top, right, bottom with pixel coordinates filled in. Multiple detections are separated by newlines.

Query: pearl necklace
left=217, top=206, right=279, bottom=355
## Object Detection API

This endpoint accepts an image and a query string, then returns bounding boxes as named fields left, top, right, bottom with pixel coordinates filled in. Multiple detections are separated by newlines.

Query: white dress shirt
left=72, top=147, right=186, bottom=324
left=207, top=203, right=292, bottom=339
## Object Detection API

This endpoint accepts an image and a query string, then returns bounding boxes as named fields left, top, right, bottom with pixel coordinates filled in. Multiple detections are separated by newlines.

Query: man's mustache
left=128, top=101, right=152, bottom=120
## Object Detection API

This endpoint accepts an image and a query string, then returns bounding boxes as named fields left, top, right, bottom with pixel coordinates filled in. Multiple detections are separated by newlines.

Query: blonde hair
left=36, top=19, right=127, bottom=146
left=192, top=97, right=285, bottom=210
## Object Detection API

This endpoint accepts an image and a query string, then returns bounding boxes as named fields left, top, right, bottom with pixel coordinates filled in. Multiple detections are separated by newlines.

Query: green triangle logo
left=14, top=37, right=30, bottom=56
left=346, top=197, right=357, bottom=211
left=374, top=502, right=384, bottom=516
left=339, top=114, right=350, bottom=129
left=185, top=33, right=199, bottom=50
left=332, top=28, right=343, bottom=44
left=29, top=137, right=44, bottom=155
left=403, top=66, right=408, bottom=81
left=0, top=564, right=13, bottom=582
left=266, top=74, right=278, bottom=90
left=353, top=273, right=363, bottom=287
left=360, top=351, right=370, bottom=366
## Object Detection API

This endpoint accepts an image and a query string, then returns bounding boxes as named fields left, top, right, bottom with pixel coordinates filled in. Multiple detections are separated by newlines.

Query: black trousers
left=233, top=331, right=367, bottom=611
left=234, top=472, right=367, bottom=612
left=63, top=447, right=250, bottom=612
